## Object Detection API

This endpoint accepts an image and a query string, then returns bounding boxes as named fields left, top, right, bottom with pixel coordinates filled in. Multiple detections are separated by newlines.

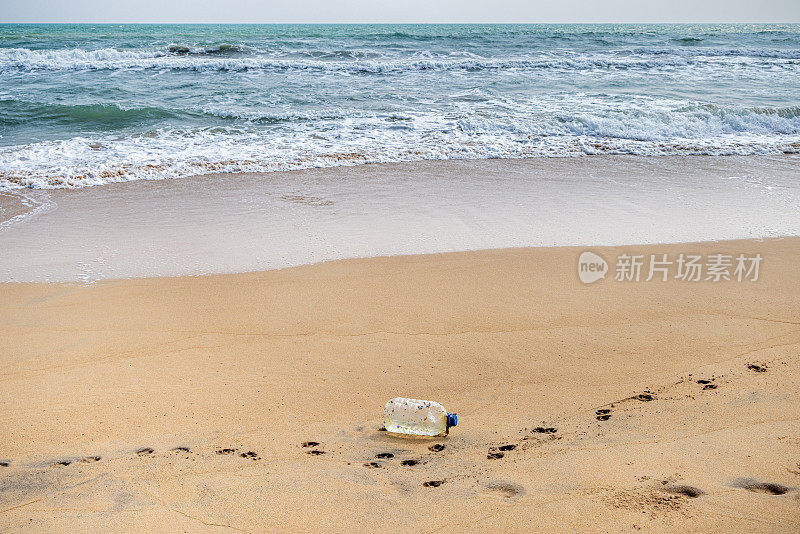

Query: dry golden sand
left=1, top=239, right=800, bottom=532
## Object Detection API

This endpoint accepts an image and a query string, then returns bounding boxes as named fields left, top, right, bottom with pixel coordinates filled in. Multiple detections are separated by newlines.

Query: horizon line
left=1, top=21, right=798, bottom=25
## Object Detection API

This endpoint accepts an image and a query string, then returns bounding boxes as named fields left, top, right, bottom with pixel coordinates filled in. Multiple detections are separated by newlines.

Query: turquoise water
left=1, top=23, right=799, bottom=189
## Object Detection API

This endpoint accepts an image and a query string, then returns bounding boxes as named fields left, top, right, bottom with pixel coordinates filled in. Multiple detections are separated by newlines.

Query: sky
left=1, top=0, right=799, bottom=24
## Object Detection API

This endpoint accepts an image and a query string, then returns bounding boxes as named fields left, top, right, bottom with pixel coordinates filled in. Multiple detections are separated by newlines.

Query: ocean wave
left=295, top=49, right=385, bottom=60
left=166, top=43, right=252, bottom=56
left=629, top=46, right=800, bottom=58
left=453, top=104, right=800, bottom=140
left=4, top=92, right=800, bottom=135
left=0, top=97, right=359, bottom=126
left=1, top=136, right=798, bottom=192
left=672, top=37, right=705, bottom=44
left=689, top=104, right=800, bottom=120
left=1, top=46, right=798, bottom=73
left=2, top=104, right=800, bottom=191
left=0, top=99, right=181, bottom=126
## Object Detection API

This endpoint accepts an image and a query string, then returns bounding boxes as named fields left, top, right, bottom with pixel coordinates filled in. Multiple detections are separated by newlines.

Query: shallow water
left=1, top=156, right=798, bottom=282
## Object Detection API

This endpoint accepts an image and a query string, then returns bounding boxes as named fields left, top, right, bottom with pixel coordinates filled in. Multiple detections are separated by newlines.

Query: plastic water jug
left=383, top=397, right=457, bottom=437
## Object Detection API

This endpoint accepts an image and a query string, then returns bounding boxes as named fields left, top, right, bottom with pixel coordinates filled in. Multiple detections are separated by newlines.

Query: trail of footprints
left=300, top=438, right=451, bottom=486
left=0, top=445, right=266, bottom=471
left=295, top=420, right=794, bottom=499
left=589, top=360, right=771, bottom=422
left=0, top=362, right=791, bottom=507
left=293, top=359, right=792, bottom=498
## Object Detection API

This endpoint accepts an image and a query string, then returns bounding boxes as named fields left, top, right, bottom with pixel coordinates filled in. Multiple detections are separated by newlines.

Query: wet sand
left=1, top=238, right=799, bottom=532
left=1, top=155, right=799, bottom=282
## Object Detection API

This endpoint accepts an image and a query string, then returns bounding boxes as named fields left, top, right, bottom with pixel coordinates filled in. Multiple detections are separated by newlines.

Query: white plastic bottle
left=383, top=397, right=458, bottom=437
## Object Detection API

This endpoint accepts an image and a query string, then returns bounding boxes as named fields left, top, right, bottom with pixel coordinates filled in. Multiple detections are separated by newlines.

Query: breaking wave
left=1, top=46, right=799, bottom=73
left=2, top=101, right=800, bottom=191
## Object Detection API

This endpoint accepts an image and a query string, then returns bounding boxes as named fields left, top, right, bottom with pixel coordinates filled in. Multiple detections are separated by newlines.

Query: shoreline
left=1, top=154, right=799, bottom=283
left=0, top=235, right=795, bottom=287
left=1, top=238, right=799, bottom=531
left=2, top=151, right=799, bottom=195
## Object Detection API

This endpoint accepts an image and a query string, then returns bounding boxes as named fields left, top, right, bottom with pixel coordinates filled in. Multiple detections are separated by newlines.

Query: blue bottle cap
left=446, top=413, right=458, bottom=429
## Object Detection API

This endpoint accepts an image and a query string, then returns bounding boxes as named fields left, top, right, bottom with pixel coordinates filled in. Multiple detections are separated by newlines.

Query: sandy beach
left=2, top=17, right=800, bottom=533
left=1, top=236, right=799, bottom=532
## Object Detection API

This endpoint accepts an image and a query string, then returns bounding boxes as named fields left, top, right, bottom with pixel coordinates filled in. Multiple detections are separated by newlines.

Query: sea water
left=1, top=23, right=800, bottom=190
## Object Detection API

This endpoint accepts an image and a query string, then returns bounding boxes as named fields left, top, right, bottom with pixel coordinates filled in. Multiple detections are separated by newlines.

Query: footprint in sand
left=214, top=448, right=261, bottom=460
left=663, top=485, right=704, bottom=498
left=736, top=481, right=790, bottom=495
left=375, top=453, right=394, bottom=459
left=482, top=481, right=525, bottom=500
left=532, top=427, right=557, bottom=434
left=486, top=443, right=517, bottom=460
left=79, top=456, right=101, bottom=463
left=428, top=444, right=445, bottom=452
left=634, top=392, right=654, bottom=401
left=487, top=449, right=505, bottom=460
left=696, top=379, right=717, bottom=390
left=171, top=447, right=191, bottom=453
left=52, top=460, right=72, bottom=467
left=423, top=480, right=444, bottom=487
left=363, top=461, right=381, bottom=469
left=596, top=408, right=612, bottom=421
left=747, top=363, right=768, bottom=373
left=0, top=461, right=9, bottom=467
left=301, top=442, right=325, bottom=455
left=401, top=459, right=419, bottom=466
left=136, top=448, right=154, bottom=456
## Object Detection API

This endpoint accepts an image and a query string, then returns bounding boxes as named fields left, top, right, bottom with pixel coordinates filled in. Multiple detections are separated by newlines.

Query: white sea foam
left=0, top=190, right=54, bottom=232
left=1, top=100, right=799, bottom=191
left=1, top=46, right=799, bottom=72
